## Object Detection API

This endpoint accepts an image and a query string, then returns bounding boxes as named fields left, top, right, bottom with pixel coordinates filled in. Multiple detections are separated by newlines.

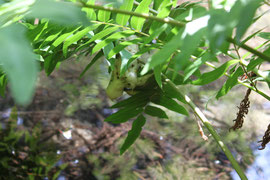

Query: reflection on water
left=231, top=147, right=270, bottom=180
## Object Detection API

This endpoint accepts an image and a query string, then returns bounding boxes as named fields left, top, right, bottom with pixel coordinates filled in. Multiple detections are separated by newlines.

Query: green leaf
left=144, top=105, right=168, bottom=119
left=192, top=60, right=239, bottom=85
left=247, top=58, right=263, bottom=71
left=234, top=0, right=263, bottom=42
left=130, top=0, right=152, bottom=30
left=80, top=51, right=103, bottom=78
left=154, top=65, right=162, bottom=88
left=166, top=70, right=186, bottom=85
left=153, top=0, right=163, bottom=10
left=257, top=32, right=270, bottom=40
left=173, top=15, right=209, bottom=72
left=125, top=44, right=161, bottom=74
left=149, top=2, right=172, bottom=34
left=162, top=80, right=186, bottom=104
left=92, top=30, right=135, bottom=54
left=83, top=26, right=119, bottom=47
left=116, top=0, right=134, bottom=26
left=241, top=28, right=264, bottom=45
left=98, top=3, right=113, bottom=22
left=108, top=38, right=143, bottom=59
left=119, top=48, right=133, bottom=76
left=247, top=46, right=270, bottom=71
left=0, top=74, right=7, bottom=97
left=151, top=95, right=188, bottom=115
left=63, top=25, right=99, bottom=57
left=120, top=114, right=146, bottom=154
left=111, top=91, right=151, bottom=108
left=104, top=107, right=143, bottom=123
left=142, top=23, right=168, bottom=46
left=216, top=67, right=244, bottom=99
left=141, top=30, right=183, bottom=75
left=103, top=42, right=115, bottom=58
left=0, top=24, right=38, bottom=105
left=39, top=27, right=64, bottom=48
left=28, top=0, right=90, bottom=26
left=207, top=9, right=233, bottom=52
left=143, top=15, right=208, bottom=75
left=44, top=52, right=62, bottom=75
left=51, top=27, right=81, bottom=48
left=27, top=21, right=49, bottom=42
left=183, top=52, right=209, bottom=81
left=82, top=0, right=96, bottom=20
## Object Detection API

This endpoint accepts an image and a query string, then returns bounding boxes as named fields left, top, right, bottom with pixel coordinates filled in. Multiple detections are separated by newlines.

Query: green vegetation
left=1, top=0, right=270, bottom=179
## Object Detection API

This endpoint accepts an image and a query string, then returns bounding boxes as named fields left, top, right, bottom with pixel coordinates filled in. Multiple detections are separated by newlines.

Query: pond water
left=231, top=147, right=270, bottom=180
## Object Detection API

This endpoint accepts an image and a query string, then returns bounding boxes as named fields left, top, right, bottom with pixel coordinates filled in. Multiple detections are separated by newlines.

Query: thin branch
left=205, top=61, right=270, bottom=101
left=227, top=38, right=270, bottom=62
left=164, top=77, right=248, bottom=180
left=78, top=2, right=186, bottom=27
left=233, top=44, right=258, bottom=90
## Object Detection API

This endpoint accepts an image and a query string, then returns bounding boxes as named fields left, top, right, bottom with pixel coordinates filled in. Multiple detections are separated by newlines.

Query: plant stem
left=227, top=38, right=270, bottom=62
left=78, top=2, right=185, bottom=27
left=205, top=61, right=270, bottom=101
left=164, top=78, right=248, bottom=180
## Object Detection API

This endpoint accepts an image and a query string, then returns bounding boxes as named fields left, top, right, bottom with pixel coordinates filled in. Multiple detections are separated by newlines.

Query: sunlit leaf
left=82, top=0, right=96, bottom=20
left=51, top=27, right=80, bottom=48
left=141, top=30, right=183, bottom=75
left=192, top=60, right=239, bottom=85
left=63, top=25, right=99, bottom=57
left=97, top=3, right=113, bottom=22
left=130, top=0, right=151, bottom=30
left=108, top=38, right=143, bottom=59
left=116, top=0, right=134, bottom=26
left=83, top=26, right=119, bottom=47
left=39, top=26, right=64, bottom=48
left=92, top=30, right=135, bottom=54
left=149, top=2, right=172, bottom=34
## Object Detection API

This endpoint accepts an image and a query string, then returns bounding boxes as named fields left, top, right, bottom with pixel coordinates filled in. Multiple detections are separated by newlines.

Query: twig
left=197, top=121, right=208, bottom=141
